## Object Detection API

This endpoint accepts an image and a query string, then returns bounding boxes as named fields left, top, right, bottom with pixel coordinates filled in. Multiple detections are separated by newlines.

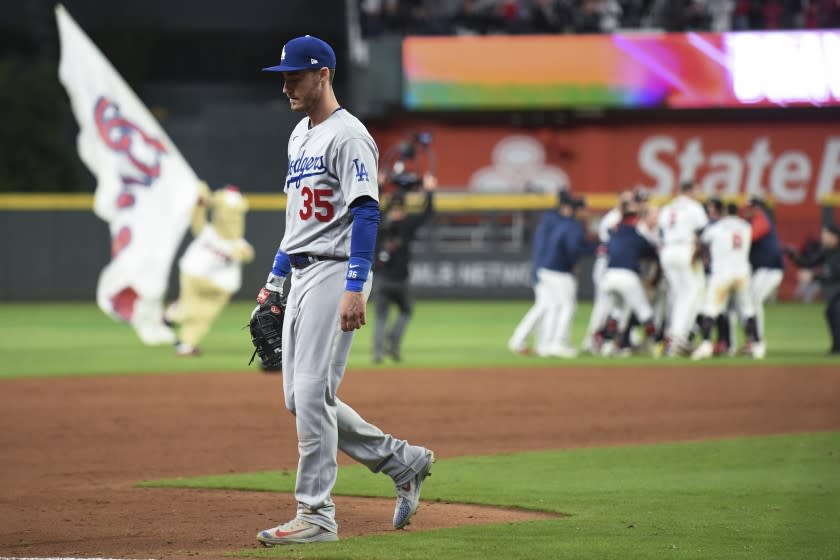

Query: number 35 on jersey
left=299, top=186, right=334, bottom=222
left=297, top=157, right=370, bottom=222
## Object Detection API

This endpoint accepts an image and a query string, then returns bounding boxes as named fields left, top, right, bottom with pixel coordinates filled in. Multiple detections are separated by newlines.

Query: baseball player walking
left=657, top=180, right=709, bottom=356
left=255, top=35, right=434, bottom=546
left=509, top=192, right=590, bottom=357
left=691, top=200, right=764, bottom=360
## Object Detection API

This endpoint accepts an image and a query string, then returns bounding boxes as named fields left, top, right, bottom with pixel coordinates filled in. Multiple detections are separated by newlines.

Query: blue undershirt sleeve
left=264, top=249, right=291, bottom=292
left=346, top=196, right=380, bottom=292
left=271, top=249, right=291, bottom=277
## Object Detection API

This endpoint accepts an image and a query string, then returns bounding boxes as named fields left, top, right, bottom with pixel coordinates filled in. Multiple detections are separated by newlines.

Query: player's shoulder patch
left=351, top=157, right=371, bottom=182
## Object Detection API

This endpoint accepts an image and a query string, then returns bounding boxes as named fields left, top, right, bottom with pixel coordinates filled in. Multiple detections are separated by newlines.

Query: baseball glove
left=248, top=287, right=285, bottom=372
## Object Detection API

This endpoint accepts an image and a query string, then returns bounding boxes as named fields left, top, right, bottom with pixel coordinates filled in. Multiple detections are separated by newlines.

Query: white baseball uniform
left=658, top=195, right=709, bottom=349
left=700, top=216, right=755, bottom=318
left=583, top=207, right=621, bottom=348
left=280, top=109, right=429, bottom=532
left=637, top=214, right=668, bottom=338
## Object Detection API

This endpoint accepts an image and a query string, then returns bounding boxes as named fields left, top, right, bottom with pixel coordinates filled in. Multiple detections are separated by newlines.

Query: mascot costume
left=165, top=182, right=254, bottom=356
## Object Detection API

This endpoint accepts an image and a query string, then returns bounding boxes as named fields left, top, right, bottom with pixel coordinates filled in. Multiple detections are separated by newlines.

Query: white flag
left=56, top=4, right=199, bottom=345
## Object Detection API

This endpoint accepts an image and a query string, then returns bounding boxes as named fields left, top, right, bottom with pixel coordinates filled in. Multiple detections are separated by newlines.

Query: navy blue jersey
left=533, top=212, right=590, bottom=273
left=607, top=221, right=658, bottom=274
left=531, top=211, right=559, bottom=279
left=749, top=208, right=784, bottom=270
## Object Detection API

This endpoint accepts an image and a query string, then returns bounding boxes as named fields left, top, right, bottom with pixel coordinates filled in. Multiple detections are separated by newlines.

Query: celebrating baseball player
left=582, top=190, right=632, bottom=353
left=657, top=180, right=709, bottom=356
left=742, top=195, right=785, bottom=346
left=636, top=198, right=668, bottom=348
left=509, top=191, right=590, bottom=358
left=250, top=35, right=434, bottom=547
left=597, top=197, right=659, bottom=356
left=691, top=200, right=764, bottom=359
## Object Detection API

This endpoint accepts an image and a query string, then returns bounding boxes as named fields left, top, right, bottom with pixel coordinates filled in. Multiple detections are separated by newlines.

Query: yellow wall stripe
left=0, top=193, right=95, bottom=210
left=0, top=191, right=824, bottom=212
left=0, top=192, right=616, bottom=212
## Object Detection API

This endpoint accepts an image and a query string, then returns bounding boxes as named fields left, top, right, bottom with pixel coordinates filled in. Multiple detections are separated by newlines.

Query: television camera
left=381, top=131, right=436, bottom=193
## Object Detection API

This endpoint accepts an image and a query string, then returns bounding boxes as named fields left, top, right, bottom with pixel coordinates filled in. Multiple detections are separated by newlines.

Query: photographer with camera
left=784, top=223, right=840, bottom=356
left=372, top=172, right=437, bottom=363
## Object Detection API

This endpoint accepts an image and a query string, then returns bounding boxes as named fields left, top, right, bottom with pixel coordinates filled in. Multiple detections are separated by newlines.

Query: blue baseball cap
left=263, top=35, right=336, bottom=72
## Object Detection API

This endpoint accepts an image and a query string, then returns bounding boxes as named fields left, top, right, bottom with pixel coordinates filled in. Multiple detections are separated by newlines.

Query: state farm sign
left=370, top=121, right=840, bottom=209
left=635, top=135, right=840, bottom=204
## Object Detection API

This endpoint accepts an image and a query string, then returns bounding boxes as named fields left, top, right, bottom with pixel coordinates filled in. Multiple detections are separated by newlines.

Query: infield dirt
left=1, top=365, right=839, bottom=559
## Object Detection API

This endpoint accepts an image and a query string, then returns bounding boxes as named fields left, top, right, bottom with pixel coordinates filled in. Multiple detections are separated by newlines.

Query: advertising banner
left=371, top=121, right=840, bottom=297
left=404, top=31, right=840, bottom=110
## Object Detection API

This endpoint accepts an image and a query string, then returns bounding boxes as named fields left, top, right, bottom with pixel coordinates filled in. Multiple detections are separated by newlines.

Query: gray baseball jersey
left=281, top=109, right=379, bottom=257
left=277, top=108, right=430, bottom=533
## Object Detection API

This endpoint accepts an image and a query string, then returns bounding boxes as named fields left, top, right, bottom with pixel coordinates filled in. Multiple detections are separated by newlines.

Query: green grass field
left=0, top=300, right=834, bottom=377
left=2, top=300, right=837, bottom=559
left=145, top=432, right=840, bottom=560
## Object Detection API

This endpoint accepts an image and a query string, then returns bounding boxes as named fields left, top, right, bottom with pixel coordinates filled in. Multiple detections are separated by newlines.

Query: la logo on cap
left=281, top=47, right=286, bottom=61
left=310, top=58, right=318, bottom=64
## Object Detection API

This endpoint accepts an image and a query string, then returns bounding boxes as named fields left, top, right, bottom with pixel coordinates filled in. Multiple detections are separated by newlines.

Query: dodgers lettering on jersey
left=286, top=150, right=326, bottom=189
left=701, top=216, right=752, bottom=275
left=658, top=195, right=708, bottom=245
left=280, top=109, right=380, bottom=257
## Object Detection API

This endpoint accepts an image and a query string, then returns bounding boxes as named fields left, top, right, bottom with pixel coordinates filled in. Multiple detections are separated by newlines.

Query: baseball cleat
left=737, top=342, right=753, bottom=356
left=393, top=450, right=435, bottom=529
left=546, top=345, right=579, bottom=358
left=691, top=340, right=715, bottom=360
left=256, top=518, right=338, bottom=546
left=580, top=336, right=600, bottom=355
left=175, top=343, right=201, bottom=357
left=691, top=340, right=713, bottom=361
left=508, top=340, right=531, bottom=355
left=751, top=341, right=766, bottom=359
left=666, top=339, right=692, bottom=358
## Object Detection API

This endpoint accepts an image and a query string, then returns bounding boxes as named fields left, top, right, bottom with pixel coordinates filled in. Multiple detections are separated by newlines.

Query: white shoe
left=751, top=341, right=766, bottom=359
left=691, top=340, right=713, bottom=361
left=256, top=518, right=338, bottom=546
left=507, top=339, right=530, bottom=355
left=546, top=345, right=579, bottom=358
left=600, top=340, right=616, bottom=357
left=667, top=338, right=692, bottom=358
left=175, top=342, right=201, bottom=357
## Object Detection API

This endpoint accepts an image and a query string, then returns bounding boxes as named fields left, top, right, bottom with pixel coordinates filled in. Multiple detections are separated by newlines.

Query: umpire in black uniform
left=785, top=223, right=840, bottom=355
left=372, top=175, right=437, bottom=362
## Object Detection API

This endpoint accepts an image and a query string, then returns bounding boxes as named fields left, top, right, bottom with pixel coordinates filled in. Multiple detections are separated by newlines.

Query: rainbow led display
left=402, top=31, right=840, bottom=110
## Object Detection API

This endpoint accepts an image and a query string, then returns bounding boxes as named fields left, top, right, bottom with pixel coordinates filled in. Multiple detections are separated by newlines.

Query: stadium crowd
left=359, top=0, right=840, bottom=37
